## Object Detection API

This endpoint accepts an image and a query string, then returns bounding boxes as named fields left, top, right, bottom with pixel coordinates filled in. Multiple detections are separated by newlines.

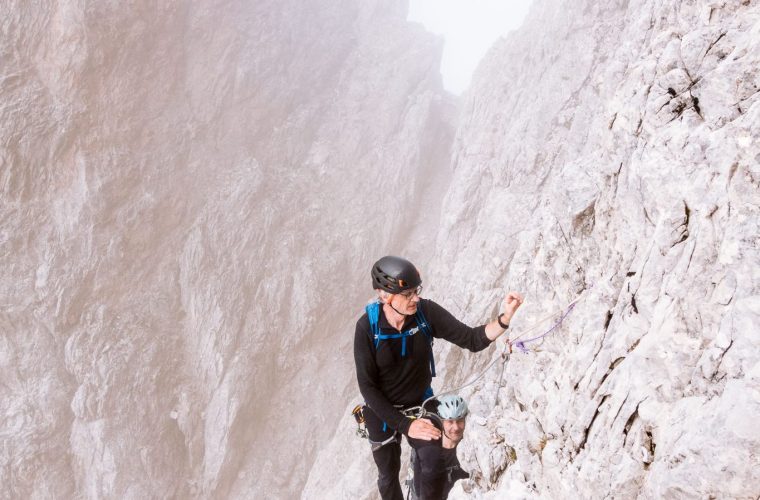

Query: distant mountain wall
left=0, top=1, right=455, bottom=498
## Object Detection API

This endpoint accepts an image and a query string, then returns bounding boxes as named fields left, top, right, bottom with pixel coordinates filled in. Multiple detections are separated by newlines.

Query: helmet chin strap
left=383, top=293, right=413, bottom=317
left=389, top=300, right=409, bottom=316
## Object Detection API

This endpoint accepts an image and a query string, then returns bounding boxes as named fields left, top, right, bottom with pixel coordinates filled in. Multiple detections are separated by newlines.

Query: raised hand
left=501, top=291, right=524, bottom=324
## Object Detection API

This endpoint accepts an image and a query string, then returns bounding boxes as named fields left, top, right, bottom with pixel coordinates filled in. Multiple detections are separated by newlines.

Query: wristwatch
left=497, top=314, right=509, bottom=329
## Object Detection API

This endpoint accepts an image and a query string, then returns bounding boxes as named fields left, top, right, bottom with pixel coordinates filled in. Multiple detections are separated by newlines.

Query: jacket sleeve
left=423, top=299, right=492, bottom=352
left=354, top=318, right=412, bottom=435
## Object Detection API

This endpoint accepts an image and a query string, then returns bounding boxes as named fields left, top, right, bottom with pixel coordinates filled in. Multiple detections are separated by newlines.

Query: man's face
left=442, top=418, right=466, bottom=443
left=389, top=286, right=421, bottom=315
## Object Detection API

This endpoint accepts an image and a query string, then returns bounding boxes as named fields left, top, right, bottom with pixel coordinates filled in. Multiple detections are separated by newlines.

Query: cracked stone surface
left=2, top=0, right=758, bottom=499
left=311, top=0, right=759, bottom=499
left=431, top=0, right=760, bottom=498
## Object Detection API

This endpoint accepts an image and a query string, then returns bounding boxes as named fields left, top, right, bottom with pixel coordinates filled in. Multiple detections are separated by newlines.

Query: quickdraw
left=351, top=404, right=369, bottom=439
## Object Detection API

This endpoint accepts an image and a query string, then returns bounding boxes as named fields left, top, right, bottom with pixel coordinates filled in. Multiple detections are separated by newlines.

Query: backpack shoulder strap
left=414, top=303, right=433, bottom=343
left=364, top=301, right=435, bottom=374
left=365, top=301, right=381, bottom=349
left=414, top=302, right=436, bottom=377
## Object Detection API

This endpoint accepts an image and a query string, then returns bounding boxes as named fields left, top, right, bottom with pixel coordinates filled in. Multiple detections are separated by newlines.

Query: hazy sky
left=408, top=0, right=533, bottom=94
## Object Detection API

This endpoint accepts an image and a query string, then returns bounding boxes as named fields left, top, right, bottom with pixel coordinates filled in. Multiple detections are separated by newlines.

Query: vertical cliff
left=309, top=0, right=759, bottom=499
left=3, top=0, right=758, bottom=498
left=432, top=0, right=760, bottom=498
left=0, top=1, right=454, bottom=498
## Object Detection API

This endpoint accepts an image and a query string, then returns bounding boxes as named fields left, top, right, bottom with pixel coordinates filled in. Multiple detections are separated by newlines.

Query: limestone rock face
left=1, top=1, right=454, bottom=498
left=3, top=0, right=759, bottom=499
left=431, top=0, right=760, bottom=498
left=310, top=0, right=759, bottom=499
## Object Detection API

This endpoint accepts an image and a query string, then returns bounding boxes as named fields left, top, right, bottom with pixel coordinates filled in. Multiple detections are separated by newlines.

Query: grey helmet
left=437, top=395, right=468, bottom=420
left=371, top=256, right=421, bottom=294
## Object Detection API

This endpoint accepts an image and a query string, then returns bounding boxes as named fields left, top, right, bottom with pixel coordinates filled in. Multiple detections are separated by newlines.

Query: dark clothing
left=413, top=442, right=469, bottom=499
left=365, top=405, right=405, bottom=500
left=366, top=409, right=469, bottom=500
left=354, top=299, right=491, bottom=436
left=354, top=298, right=490, bottom=499
left=363, top=400, right=439, bottom=500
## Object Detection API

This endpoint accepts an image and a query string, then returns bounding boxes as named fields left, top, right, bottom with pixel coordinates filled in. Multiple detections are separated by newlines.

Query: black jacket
left=414, top=443, right=470, bottom=499
left=354, top=298, right=491, bottom=435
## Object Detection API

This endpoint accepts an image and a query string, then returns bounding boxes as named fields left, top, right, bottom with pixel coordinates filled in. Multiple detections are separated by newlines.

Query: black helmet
left=371, top=256, right=421, bottom=293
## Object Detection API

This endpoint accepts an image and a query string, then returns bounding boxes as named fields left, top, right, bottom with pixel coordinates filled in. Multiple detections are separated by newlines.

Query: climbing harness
left=351, top=403, right=434, bottom=451
left=352, top=403, right=403, bottom=451
left=369, top=432, right=401, bottom=452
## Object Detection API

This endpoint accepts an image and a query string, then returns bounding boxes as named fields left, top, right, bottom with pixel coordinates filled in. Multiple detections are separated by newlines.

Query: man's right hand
left=407, top=418, right=441, bottom=440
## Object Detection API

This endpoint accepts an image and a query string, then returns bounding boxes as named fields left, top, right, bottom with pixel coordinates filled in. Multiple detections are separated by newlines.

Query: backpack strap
left=373, top=327, right=420, bottom=356
left=366, top=301, right=381, bottom=348
left=365, top=300, right=436, bottom=375
left=415, top=305, right=436, bottom=377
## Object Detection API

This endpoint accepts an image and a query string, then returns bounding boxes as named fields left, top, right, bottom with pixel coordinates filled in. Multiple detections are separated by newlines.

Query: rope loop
left=416, top=283, right=594, bottom=408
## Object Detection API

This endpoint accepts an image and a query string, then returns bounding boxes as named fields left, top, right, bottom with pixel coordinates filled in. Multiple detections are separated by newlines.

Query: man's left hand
left=501, top=292, right=524, bottom=324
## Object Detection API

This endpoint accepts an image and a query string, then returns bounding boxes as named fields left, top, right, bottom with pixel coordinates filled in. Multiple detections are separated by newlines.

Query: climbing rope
left=494, top=346, right=509, bottom=408
left=510, top=283, right=594, bottom=350
left=406, top=284, right=594, bottom=417
left=404, top=343, right=510, bottom=419
left=510, top=299, right=580, bottom=352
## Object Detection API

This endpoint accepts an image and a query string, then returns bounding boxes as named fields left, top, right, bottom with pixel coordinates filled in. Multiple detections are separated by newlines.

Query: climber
left=354, top=255, right=523, bottom=500
left=410, top=394, right=471, bottom=500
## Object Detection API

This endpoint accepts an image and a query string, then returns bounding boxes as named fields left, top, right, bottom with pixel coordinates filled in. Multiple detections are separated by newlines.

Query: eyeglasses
left=399, top=286, right=423, bottom=299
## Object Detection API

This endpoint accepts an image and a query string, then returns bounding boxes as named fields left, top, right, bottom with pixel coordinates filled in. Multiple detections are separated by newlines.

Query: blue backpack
left=364, top=301, right=436, bottom=377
